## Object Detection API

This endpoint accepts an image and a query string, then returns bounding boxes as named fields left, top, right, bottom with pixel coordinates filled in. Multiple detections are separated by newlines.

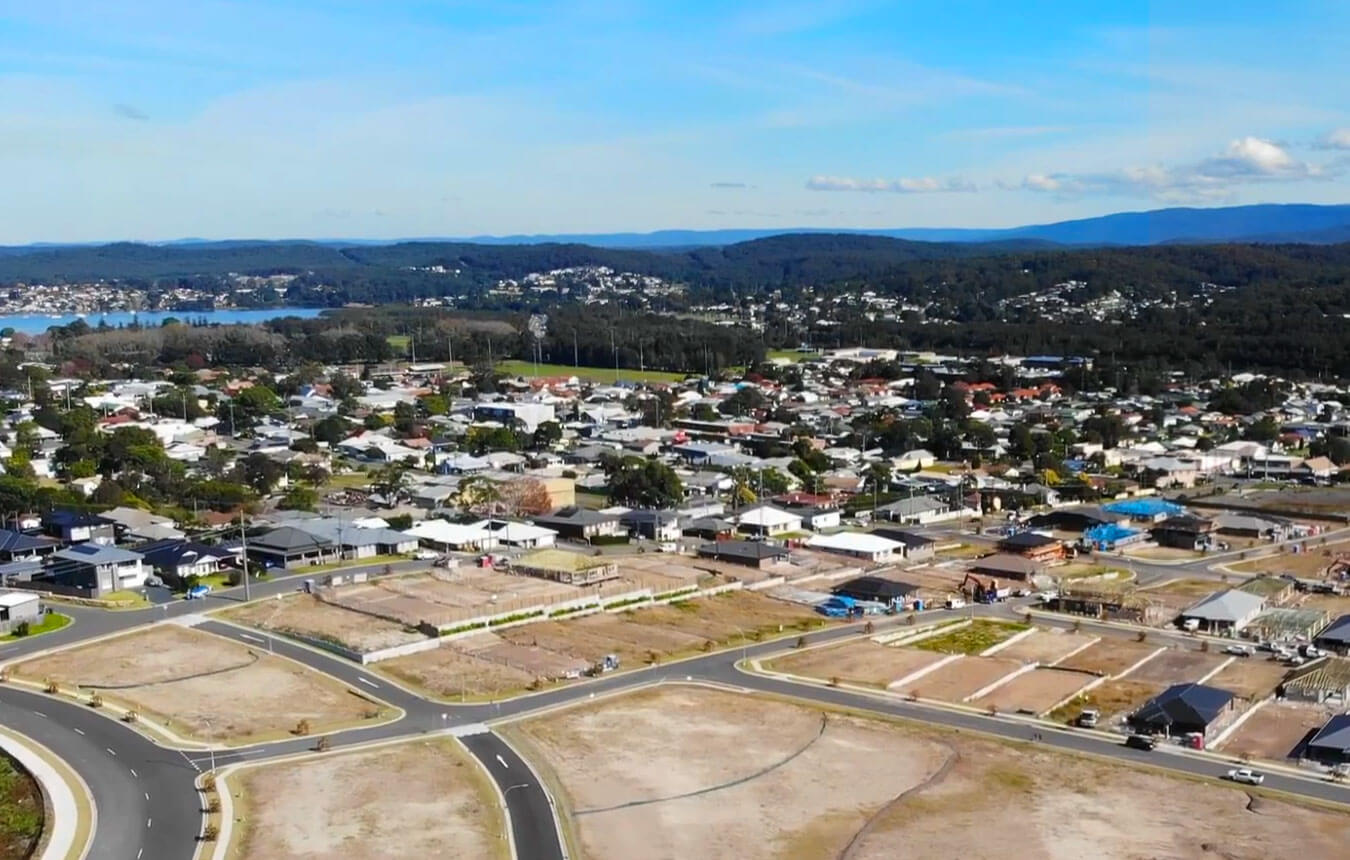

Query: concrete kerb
left=888, top=654, right=963, bottom=692
left=979, top=625, right=1037, bottom=657
left=0, top=725, right=95, bottom=860
left=1210, top=695, right=1273, bottom=749
left=1113, top=646, right=1168, bottom=680
left=1196, top=655, right=1236, bottom=685
left=964, top=662, right=1038, bottom=703
left=1046, top=635, right=1102, bottom=668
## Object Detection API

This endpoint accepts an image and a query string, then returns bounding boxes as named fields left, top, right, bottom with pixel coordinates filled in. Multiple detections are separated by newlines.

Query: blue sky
left=1, top=0, right=1347, bottom=242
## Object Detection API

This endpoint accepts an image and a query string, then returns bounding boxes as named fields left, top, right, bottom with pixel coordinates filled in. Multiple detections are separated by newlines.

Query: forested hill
left=4, top=232, right=1349, bottom=298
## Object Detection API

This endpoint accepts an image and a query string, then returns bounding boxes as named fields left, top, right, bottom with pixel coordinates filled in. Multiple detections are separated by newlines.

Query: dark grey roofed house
left=0, top=528, right=61, bottom=562
left=531, top=507, right=623, bottom=541
left=832, top=575, right=917, bottom=607
left=970, top=553, right=1043, bottom=581
left=696, top=540, right=790, bottom=568
left=1306, top=714, right=1350, bottom=765
left=683, top=516, right=735, bottom=539
left=1129, top=683, right=1234, bottom=738
left=1315, top=615, right=1350, bottom=654
left=247, top=526, right=333, bottom=570
left=619, top=510, right=681, bottom=541
left=45, top=544, right=147, bottom=597
left=42, top=510, right=117, bottom=546
left=870, top=528, right=936, bottom=561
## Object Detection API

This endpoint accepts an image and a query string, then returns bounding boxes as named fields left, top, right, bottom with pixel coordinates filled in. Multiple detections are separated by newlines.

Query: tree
left=311, top=415, right=350, bottom=446
left=279, top=486, right=319, bottom=511
left=454, top=475, right=502, bottom=514
left=718, top=387, right=765, bottom=417
left=498, top=478, right=553, bottom=516
left=531, top=421, right=563, bottom=450
left=217, top=384, right=280, bottom=433
left=371, top=463, right=409, bottom=501
left=604, top=456, right=684, bottom=508
left=464, top=425, right=522, bottom=454
left=393, top=401, right=418, bottom=436
left=235, top=453, right=285, bottom=495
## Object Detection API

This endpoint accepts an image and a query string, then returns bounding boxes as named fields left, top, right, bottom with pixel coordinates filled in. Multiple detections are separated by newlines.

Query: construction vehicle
left=586, top=654, right=620, bottom=676
left=959, top=573, right=1010, bottom=604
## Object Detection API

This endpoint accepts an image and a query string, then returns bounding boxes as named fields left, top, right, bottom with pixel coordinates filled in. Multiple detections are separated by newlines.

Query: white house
left=806, top=531, right=903, bottom=563
left=735, top=505, right=803, bottom=537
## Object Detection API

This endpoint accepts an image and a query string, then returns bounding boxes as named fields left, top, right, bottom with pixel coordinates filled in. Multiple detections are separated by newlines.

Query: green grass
left=293, top=553, right=409, bottom=574
left=0, top=612, right=71, bottom=642
left=100, top=590, right=151, bottom=609
left=323, top=471, right=372, bottom=490
left=912, top=620, right=1030, bottom=655
left=495, top=360, right=688, bottom=383
left=386, top=334, right=410, bottom=352
left=765, top=349, right=814, bottom=362
left=0, top=756, right=43, bottom=855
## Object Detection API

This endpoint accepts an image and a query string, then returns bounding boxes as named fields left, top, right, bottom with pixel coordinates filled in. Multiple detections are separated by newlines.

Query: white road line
left=73, top=728, right=84, bottom=735
left=33, top=711, right=46, bottom=718
left=146, top=818, right=152, bottom=829
left=239, top=633, right=264, bottom=644
left=495, top=754, right=509, bottom=769
left=144, top=792, right=150, bottom=801
left=357, top=676, right=378, bottom=688
left=130, top=768, right=138, bottom=778
left=106, top=747, right=117, bottom=756
left=137, top=850, right=143, bottom=859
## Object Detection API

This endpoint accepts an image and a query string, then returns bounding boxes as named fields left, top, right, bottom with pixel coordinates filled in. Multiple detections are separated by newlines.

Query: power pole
left=239, top=511, right=251, bottom=601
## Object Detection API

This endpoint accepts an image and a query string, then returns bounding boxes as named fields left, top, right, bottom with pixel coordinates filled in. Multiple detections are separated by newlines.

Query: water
left=0, top=307, right=326, bottom=335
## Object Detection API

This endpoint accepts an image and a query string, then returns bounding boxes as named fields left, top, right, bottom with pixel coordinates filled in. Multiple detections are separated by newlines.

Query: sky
left=1, top=0, right=1348, bottom=243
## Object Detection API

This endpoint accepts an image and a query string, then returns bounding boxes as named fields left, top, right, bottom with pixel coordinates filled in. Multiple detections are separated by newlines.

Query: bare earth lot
left=13, top=625, right=382, bottom=743
left=1230, top=540, right=1350, bottom=578
left=1217, top=701, right=1337, bottom=761
left=223, top=594, right=426, bottom=653
left=768, top=640, right=946, bottom=688
left=1056, top=638, right=1160, bottom=677
left=1206, top=659, right=1290, bottom=701
left=507, top=686, right=951, bottom=860
left=513, top=685, right=1350, bottom=860
left=1047, top=679, right=1166, bottom=725
left=904, top=656, right=1023, bottom=702
left=995, top=630, right=1093, bottom=664
left=230, top=738, right=505, bottom=860
left=1122, top=647, right=1229, bottom=685
left=974, top=668, right=1095, bottom=714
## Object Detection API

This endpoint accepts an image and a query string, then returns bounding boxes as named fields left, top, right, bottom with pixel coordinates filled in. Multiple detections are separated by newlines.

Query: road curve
left=459, top=731, right=566, bottom=860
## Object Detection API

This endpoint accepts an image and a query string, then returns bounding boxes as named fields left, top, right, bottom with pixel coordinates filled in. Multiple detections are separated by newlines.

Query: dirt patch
left=1122, top=647, right=1229, bottom=685
left=223, top=594, right=427, bottom=653
left=1142, top=578, right=1224, bottom=599
left=380, top=645, right=537, bottom=701
left=1217, top=701, right=1336, bottom=761
left=769, top=640, right=946, bottom=688
left=230, top=738, right=505, bottom=860
left=14, top=626, right=382, bottom=743
left=974, top=668, right=1095, bottom=714
left=995, top=630, right=1093, bottom=664
left=1122, top=546, right=1204, bottom=561
left=1055, top=638, right=1160, bottom=677
left=904, top=656, right=1024, bottom=702
left=507, top=686, right=951, bottom=860
left=847, top=732, right=1350, bottom=860
left=1046, top=679, right=1166, bottom=725
left=1228, top=540, right=1350, bottom=578
left=1206, top=659, right=1291, bottom=701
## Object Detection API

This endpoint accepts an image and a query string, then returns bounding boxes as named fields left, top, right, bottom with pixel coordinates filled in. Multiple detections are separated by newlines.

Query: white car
left=1224, top=768, right=1265, bottom=786
left=1224, top=644, right=1254, bottom=657
left=414, top=549, right=439, bottom=560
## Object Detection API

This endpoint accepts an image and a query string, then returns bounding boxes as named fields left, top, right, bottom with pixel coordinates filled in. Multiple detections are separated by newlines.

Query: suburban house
left=805, top=531, right=903, bottom=563
left=970, top=553, right=1043, bottom=581
left=1281, top=657, right=1350, bottom=704
left=98, top=506, right=185, bottom=542
left=1177, top=589, right=1265, bottom=636
left=0, top=590, right=41, bottom=635
left=43, top=510, right=117, bottom=546
left=135, top=539, right=235, bottom=584
left=284, top=518, right=419, bottom=560
left=778, top=500, right=842, bottom=531
left=1151, top=515, right=1218, bottom=551
left=870, top=528, right=936, bottom=562
left=1304, top=714, right=1350, bottom=766
left=874, top=495, right=962, bottom=525
left=530, top=508, right=624, bottom=541
left=0, top=529, right=61, bottom=562
left=996, top=532, right=1066, bottom=562
left=734, top=505, right=803, bottom=538
left=405, top=518, right=492, bottom=552
left=1315, top=615, right=1350, bottom=655
left=697, top=539, right=791, bottom=569
left=1128, top=683, right=1235, bottom=740
left=832, top=575, right=917, bottom=610
left=246, top=526, right=334, bottom=569
left=619, top=510, right=682, bottom=542
left=471, top=519, right=558, bottom=550
left=47, top=544, right=147, bottom=596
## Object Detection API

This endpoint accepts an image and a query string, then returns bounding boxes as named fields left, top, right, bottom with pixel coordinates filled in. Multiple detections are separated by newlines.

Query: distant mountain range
left=2, top=203, right=1349, bottom=255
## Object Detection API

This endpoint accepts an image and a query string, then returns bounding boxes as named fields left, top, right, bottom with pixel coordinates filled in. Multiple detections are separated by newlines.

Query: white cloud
left=1318, top=128, right=1350, bottom=150
left=806, top=175, right=976, bottom=193
left=1020, top=136, right=1329, bottom=201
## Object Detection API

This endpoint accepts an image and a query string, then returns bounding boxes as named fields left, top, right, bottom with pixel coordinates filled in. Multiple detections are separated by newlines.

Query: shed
left=0, top=590, right=41, bottom=635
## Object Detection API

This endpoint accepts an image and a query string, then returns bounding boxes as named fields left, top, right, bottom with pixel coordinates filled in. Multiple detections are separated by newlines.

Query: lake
left=0, top=307, right=326, bottom=335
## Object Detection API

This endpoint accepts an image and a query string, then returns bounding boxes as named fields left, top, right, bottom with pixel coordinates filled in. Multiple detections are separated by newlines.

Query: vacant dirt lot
left=1217, top=701, right=1336, bottom=761
left=905, top=656, right=1023, bottom=702
left=1122, top=647, right=1229, bottom=685
left=769, top=640, right=946, bottom=688
left=230, top=738, right=504, bottom=860
left=506, top=686, right=951, bottom=860
left=995, top=630, right=1094, bottom=665
left=1122, top=546, right=1204, bottom=561
left=1047, top=679, right=1166, bottom=725
left=1206, top=659, right=1290, bottom=701
left=1230, top=540, right=1350, bottom=578
left=847, top=728, right=1350, bottom=860
left=14, top=626, right=382, bottom=743
left=379, top=644, right=536, bottom=701
left=223, top=594, right=426, bottom=653
left=974, top=668, right=1095, bottom=714
left=1055, top=638, right=1161, bottom=677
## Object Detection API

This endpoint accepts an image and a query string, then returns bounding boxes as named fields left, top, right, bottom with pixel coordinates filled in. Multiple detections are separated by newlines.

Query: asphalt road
left=8, top=547, right=1350, bottom=859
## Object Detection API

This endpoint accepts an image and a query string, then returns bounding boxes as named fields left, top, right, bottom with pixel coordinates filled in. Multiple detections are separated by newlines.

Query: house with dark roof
left=42, top=510, right=116, bottom=546
left=1305, top=714, right=1350, bottom=766
left=1128, top=683, right=1235, bottom=739
left=246, top=526, right=333, bottom=569
left=1151, top=515, right=1218, bottom=551
left=1315, top=615, right=1350, bottom=655
left=696, top=540, right=790, bottom=569
left=619, top=510, right=682, bottom=542
left=0, top=528, right=61, bottom=562
left=869, top=528, right=936, bottom=562
left=530, top=507, right=624, bottom=541
left=970, top=553, right=1043, bottom=581
left=996, top=531, right=1065, bottom=562
left=832, top=575, right=917, bottom=609
left=135, top=539, right=236, bottom=586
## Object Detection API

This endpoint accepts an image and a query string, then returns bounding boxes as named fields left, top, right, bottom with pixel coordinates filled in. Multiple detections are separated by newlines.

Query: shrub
left=207, top=796, right=221, bottom=813
left=315, top=735, right=331, bottom=752
left=201, top=823, right=219, bottom=842
left=294, top=719, right=312, bottom=736
left=44, top=679, right=59, bottom=694
left=123, top=710, right=139, bottom=723
left=201, top=773, right=217, bottom=791
left=89, top=692, right=104, bottom=708
left=795, top=636, right=807, bottom=649
left=13, top=620, right=30, bottom=637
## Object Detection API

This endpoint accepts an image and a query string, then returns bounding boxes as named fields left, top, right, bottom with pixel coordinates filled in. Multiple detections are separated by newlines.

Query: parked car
left=1076, top=708, right=1100, bottom=728
left=1224, top=768, right=1265, bottom=785
left=1224, top=644, right=1254, bottom=657
left=144, top=575, right=164, bottom=588
left=414, top=549, right=439, bottom=560
left=185, top=584, right=212, bottom=600
left=1125, top=734, right=1158, bottom=751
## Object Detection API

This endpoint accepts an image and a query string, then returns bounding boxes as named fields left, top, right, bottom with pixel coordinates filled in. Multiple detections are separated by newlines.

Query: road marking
left=495, top=754, right=509, bottom=769
left=106, top=747, right=117, bottom=756
left=130, top=768, right=138, bottom=778
left=357, top=676, right=378, bottom=688
left=239, top=633, right=264, bottom=644
left=33, top=711, right=45, bottom=718
left=144, top=792, right=150, bottom=801
left=146, top=818, right=152, bottom=829
left=137, top=850, right=143, bottom=859
left=73, top=728, right=84, bottom=735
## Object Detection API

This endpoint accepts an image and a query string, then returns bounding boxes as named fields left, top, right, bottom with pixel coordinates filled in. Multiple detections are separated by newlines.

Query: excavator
left=959, top=573, right=1007, bottom=604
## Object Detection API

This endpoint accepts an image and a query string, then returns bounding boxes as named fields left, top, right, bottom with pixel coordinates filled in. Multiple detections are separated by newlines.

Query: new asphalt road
left=6, top=553, right=1350, bottom=859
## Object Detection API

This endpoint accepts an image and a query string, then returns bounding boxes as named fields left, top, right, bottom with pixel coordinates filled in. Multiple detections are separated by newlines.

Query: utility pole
left=573, top=330, right=579, bottom=368
left=239, top=511, right=251, bottom=601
